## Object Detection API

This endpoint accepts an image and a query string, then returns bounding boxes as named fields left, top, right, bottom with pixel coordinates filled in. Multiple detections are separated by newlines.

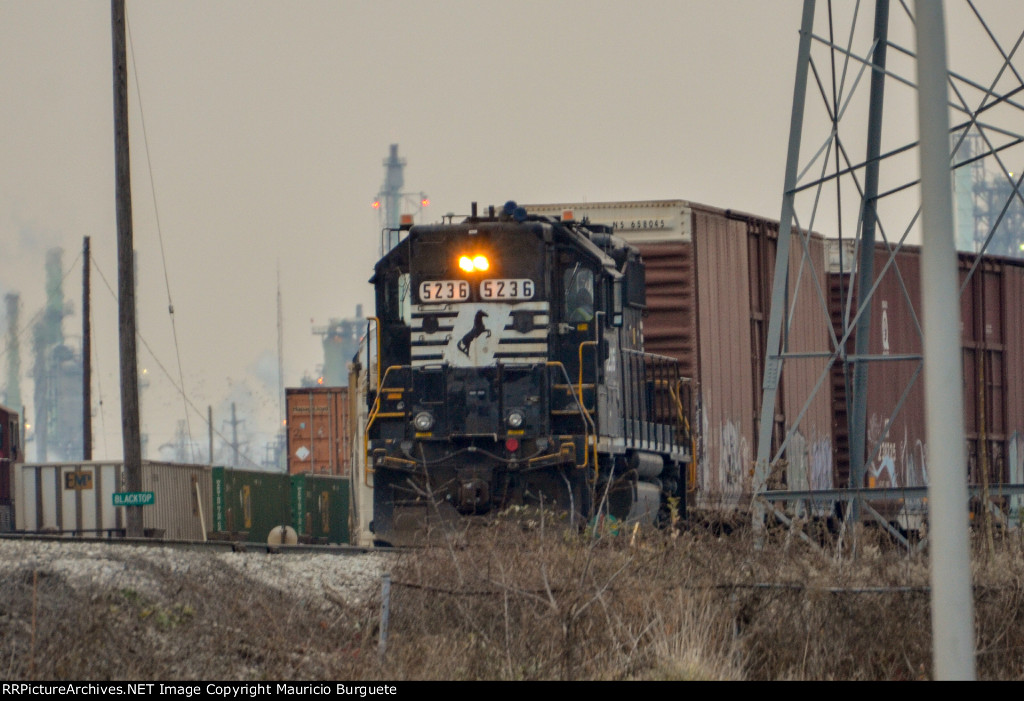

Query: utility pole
left=232, top=402, right=239, bottom=466
left=208, top=405, right=214, bottom=465
left=112, top=0, right=143, bottom=537
left=82, top=236, right=92, bottom=461
left=220, top=402, right=247, bottom=467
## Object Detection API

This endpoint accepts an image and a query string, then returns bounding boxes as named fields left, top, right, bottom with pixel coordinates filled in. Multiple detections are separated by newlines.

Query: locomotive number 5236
left=419, top=280, right=471, bottom=302
left=480, top=279, right=534, bottom=300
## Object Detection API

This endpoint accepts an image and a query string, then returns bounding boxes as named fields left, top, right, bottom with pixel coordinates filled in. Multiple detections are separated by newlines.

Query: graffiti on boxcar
left=871, top=440, right=897, bottom=488
left=719, top=419, right=749, bottom=496
left=867, top=414, right=898, bottom=488
left=902, top=432, right=928, bottom=489
left=810, top=436, right=833, bottom=492
left=786, top=431, right=833, bottom=516
left=694, top=398, right=749, bottom=500
left=787, top=432, right=810, bottom=493
left=1009, top=433, right=1024, bottom=522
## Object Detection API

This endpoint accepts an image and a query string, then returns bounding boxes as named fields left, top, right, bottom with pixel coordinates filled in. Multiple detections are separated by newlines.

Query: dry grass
left=0, top=551, right=379, bottom=680
left=4, top=519, right=1024, bottom=680
left=373, top=516, right=1024, bottom=680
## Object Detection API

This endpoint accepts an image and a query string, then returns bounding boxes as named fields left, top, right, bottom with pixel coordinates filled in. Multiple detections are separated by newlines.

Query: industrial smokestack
left=4, top=293, right=20, bottom=411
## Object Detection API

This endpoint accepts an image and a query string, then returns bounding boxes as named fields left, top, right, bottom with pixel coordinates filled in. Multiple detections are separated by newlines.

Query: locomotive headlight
left=458, top=254, right=490, bottom=272
left=413, top=411, right=434, bottom=431
left=506, top=411, right=525, bottom=429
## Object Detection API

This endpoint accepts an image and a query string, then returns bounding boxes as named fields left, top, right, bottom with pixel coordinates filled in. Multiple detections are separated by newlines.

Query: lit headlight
left=507, top=411, right=525, bottom=429
left=413, top=412, right=434, bottom=431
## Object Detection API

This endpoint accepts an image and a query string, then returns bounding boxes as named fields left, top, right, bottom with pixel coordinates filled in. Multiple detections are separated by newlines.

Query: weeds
left=380, top=518, right=1024, bottom=680
left=4, top=521, right=1024, bottom=680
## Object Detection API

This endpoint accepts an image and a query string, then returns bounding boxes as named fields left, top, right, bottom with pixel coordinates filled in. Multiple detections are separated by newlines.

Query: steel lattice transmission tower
left=754, top=0, right=1024, bottom=533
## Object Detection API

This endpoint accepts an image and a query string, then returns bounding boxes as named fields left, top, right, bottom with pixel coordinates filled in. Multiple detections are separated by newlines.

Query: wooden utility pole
left=208, top=405, right=214, bottom=465
left=82, top=237, right=92, bottom=461
left=112, top=0, right=143, bottom=537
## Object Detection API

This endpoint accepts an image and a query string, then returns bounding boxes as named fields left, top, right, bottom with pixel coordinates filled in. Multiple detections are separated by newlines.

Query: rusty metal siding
left=598, top=201, right=834, bottom=508
left=286, top=387, right=351, bottom=477
left=690, top=207, right=756, bottom=503
left=827, top=243, right=933, bottom=489
left=960, top=255, right=1012, bottom=488
left=863, top=246, right=927, bottom=491
left=1003, top=264, right=1024, bottom=516
left=827, top=244, right=1024, bottom=496
left=828, top=244, right=928, bottom=492
left=779, top=231, right=835, bottom=495
left=635, top=241, right=697, bottom=377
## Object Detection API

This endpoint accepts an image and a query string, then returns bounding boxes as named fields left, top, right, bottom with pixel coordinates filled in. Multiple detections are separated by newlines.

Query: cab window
left=564, top=265, right=594, bottom=323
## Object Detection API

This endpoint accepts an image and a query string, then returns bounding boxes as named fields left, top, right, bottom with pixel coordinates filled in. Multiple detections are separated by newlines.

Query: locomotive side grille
left=410, top=302, right=550, bottom=367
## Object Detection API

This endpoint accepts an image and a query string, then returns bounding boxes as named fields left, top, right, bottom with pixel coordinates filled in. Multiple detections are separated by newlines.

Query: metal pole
left=378, top=573, right=391, bottom=661
left=754, top=0, right=816, bottom=534
left=231, top=402, right=239, bottom=466
left=915, top=0, right=975, bottom=680
left=82, top=237, right=92, bottom=461
left=208, top=405, right=214, bottom=464
left=849, top=0, right=890, bottom=518
left=112, top=0, right=143, bottom=537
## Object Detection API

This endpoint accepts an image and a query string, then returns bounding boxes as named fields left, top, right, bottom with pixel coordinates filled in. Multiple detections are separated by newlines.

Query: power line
left=126, top=9, right=195, bottom=462
left=90, top=257, right=260, bottom=466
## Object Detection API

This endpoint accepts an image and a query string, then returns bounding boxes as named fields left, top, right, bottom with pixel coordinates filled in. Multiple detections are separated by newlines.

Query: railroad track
left=0, top=531, right=397, bottom=555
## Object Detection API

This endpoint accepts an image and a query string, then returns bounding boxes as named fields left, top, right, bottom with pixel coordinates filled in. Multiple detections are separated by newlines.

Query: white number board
left=419, top=280, right=470, bottom=303
left=480, top=279, right=534, bottom=300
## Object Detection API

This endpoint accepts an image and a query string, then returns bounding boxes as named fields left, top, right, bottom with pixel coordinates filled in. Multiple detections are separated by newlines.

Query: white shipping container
left=15, top=461, right=212, bottom=540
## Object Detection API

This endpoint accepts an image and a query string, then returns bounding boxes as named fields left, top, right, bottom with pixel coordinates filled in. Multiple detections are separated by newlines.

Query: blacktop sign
left=112, top=491, right=155, bottom=507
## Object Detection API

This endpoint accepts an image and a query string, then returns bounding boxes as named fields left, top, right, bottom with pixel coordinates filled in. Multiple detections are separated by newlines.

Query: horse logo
left=457, top=310, right=491, bottom=356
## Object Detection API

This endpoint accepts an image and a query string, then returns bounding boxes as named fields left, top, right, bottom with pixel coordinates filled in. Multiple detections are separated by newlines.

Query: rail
left=0, top=531, right=389, bottom=555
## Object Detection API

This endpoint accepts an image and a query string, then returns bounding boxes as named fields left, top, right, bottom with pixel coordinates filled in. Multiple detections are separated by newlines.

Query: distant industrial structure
left=4, top=293, right=21, bottom=413
left=953, top=130, right=1024, bottom=257
left=372, top=144, right=428, bottom=255
left=31, top=248, right=83, bottom=462
left=310, top=305, right=365, bottom=388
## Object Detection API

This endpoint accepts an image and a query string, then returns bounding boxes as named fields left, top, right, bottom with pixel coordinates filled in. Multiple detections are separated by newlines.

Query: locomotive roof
left=370, top=209, right=636, bottom=282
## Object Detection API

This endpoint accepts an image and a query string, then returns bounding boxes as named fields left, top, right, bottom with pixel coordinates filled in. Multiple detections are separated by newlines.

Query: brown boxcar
left=286, top=387, right=351, bottom=477
left=524, top=201, right=835, bottom=512
left=828, top=240, right=928, bottom=527
left=0, top=403, right=21, bottom=530
left=828, top=241, right=1024, bottom=521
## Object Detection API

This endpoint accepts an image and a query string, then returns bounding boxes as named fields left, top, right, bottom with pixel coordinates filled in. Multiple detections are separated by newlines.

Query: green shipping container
left=291, top=473, right=351, bottom=544
left=211, top=467, right=292, bottom=544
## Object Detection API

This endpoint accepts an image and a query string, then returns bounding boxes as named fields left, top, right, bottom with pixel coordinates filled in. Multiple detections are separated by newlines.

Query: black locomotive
left=366, top=201, right=691, bottom=545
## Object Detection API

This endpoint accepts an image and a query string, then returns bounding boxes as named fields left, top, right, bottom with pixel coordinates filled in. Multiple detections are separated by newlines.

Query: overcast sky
left=1, top=1, right=1020, bottom=464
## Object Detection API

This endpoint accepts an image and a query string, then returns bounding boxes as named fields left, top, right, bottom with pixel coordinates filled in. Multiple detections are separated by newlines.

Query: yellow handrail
left=363, top=364, right=406, bottom=487
left=671, top=376, right=698, bottom=492
left=577, top=340, right=600, bottom=480
left=547, top=360, right=598, bottom=481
